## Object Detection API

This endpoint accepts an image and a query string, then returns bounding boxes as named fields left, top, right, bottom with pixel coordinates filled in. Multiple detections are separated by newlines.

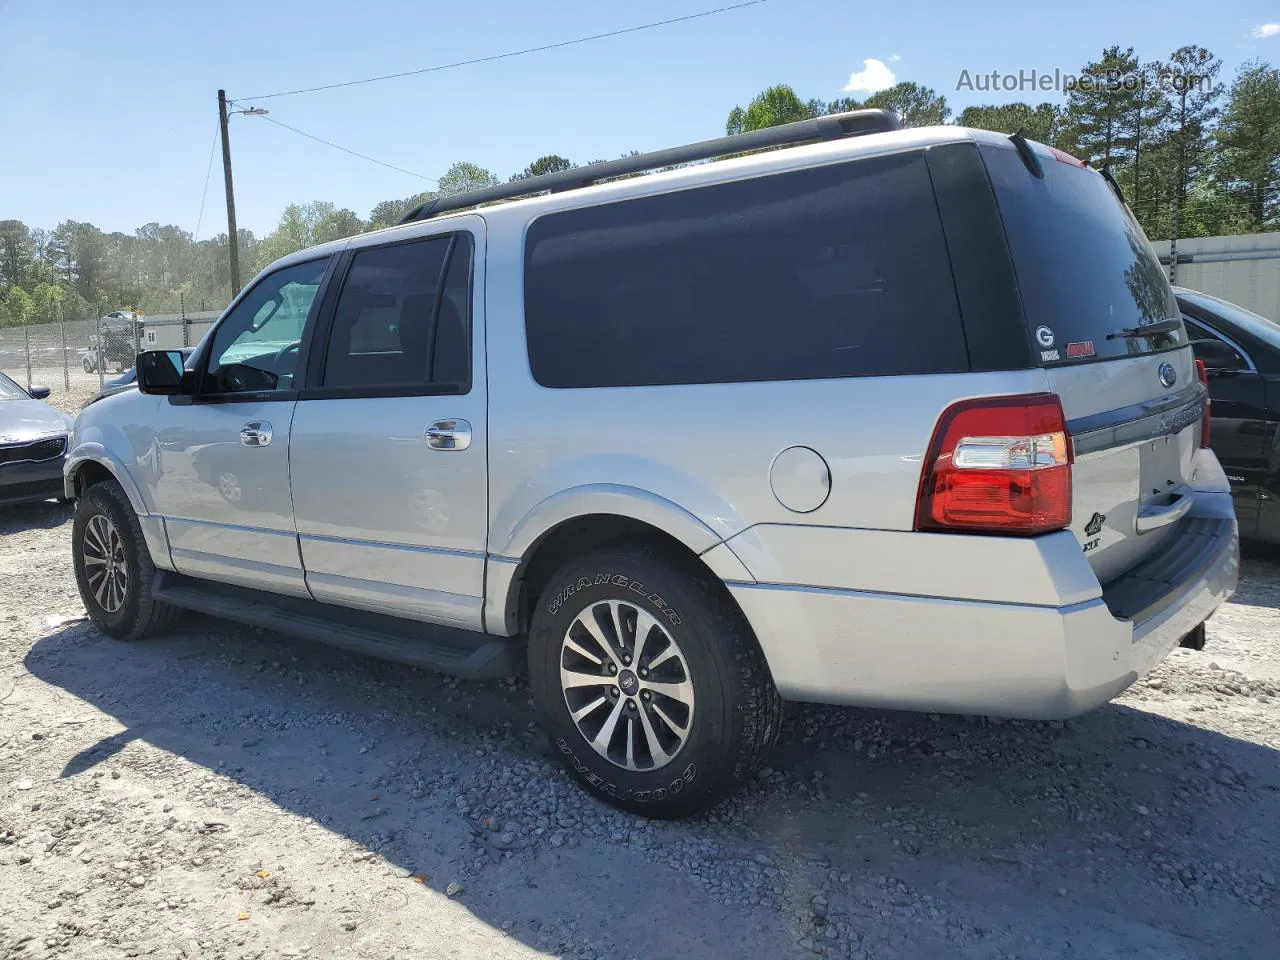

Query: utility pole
left=218, top=89, right=242, bottom=297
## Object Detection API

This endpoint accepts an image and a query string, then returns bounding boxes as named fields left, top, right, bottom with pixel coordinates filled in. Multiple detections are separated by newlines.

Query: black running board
left=152, top=572, right=521, bottom=680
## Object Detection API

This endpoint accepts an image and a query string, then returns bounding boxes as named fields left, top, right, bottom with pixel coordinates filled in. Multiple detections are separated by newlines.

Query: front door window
left=204, top=258, right=330, bottom=394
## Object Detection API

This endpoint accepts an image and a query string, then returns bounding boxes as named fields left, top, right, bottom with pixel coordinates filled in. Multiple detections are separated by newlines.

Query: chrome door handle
left=425, top=418, right=471, bottom=451
left=239, top=421, right=273, bottom=448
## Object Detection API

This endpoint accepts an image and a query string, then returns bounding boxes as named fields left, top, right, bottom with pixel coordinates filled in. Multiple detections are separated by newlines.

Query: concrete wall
left=1150, top=234, right=1280, bottom=322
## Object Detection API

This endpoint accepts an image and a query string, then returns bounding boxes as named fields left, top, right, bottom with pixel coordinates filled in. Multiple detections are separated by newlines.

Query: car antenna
left=1008, top=129, right=1043, bottom=179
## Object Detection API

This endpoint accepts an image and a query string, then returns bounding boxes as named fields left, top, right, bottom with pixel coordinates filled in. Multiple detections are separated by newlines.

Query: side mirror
left=137, top=350, right=192, bottom=396
left=28, top=384, right=51, bottom=400
left=1190, top=339, right=1247, bottom=372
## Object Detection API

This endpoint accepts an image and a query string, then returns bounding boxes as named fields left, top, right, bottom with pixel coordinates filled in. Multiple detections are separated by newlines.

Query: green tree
left=1064, top=46, right=1142, bottom=170
left=510, top=155, right=574, bottom=181
left=256, top=202, right=365, bottom=271
left=0, top=220, right=35, bottom=290
left=726, top=84, right=815, bottom=135
left=1159, top=46, right=1224, bottom=209
left=957, top=102, right=1063, bottom=144
left=28, top=281, right=66, bottom=325
left=46, top=221, right=107, bottom=304
left=1131, top=178, right=1251, bottom=240
left=822, top=96, right=863, bottom=116
left=1, top=286, right=33, bottom=328
left=368, top=192, right=437, bottom=230
left=1216, top=59, right=1280, bottom=229
left=437, top=161, right=499, bottom=197
left=1127, top=61, right=1171, bottom=206
left=863, top=82, right=950, bottom=127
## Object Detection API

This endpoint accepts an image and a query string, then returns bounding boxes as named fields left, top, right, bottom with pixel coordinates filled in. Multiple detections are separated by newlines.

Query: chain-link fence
left=0, top=306, right=220, bottom=409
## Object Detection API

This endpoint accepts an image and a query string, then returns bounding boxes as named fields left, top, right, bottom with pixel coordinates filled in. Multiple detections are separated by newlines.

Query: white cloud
left=842, top=58, right=897, bottom=94
left=1254, top=22, right=1280, bottom=38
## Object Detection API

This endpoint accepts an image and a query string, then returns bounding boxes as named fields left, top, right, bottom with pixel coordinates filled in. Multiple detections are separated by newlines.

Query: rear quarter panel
left=483, top=212, right=1051, bottom=555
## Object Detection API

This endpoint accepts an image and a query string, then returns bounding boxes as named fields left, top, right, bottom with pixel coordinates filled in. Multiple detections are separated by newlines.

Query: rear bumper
left=0, top=456, right=66, bottom=507
left=727, top=491, right=1238, bottom=719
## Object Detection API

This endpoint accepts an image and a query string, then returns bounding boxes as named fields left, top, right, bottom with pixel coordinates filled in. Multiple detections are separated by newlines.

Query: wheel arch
left=65, top=446, right=147, bottom=515
left=486, top=491, right=754, bottom=637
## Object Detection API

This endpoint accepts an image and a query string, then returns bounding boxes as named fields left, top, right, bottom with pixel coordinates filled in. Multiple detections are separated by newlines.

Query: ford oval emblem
left=1158, top=362, right=1177, bottom=388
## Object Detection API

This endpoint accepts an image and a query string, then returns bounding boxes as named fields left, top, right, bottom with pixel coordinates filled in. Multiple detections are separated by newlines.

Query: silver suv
left=66, top=111, right=1238, bottom=817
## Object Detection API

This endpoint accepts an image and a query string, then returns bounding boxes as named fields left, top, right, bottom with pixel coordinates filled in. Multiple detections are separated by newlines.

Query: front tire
left=528, top=544, right=782, bottom=818
left=72, top=480, right=180, bottom=641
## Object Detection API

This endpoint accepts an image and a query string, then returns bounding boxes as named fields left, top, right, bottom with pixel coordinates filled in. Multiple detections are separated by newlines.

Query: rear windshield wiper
left=1100, top=165, right=1127, bottom=205
left=1105, top=318, right=1183, bottom=340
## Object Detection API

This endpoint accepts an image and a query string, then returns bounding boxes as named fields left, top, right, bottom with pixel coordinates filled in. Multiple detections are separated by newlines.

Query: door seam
left=284, top=399, right=315, bottom=601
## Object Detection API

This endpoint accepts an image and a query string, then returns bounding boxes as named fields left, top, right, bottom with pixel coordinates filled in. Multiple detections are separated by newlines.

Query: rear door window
left=524, top=152, right=967, bottom=388
left=321, top=234, right=472, bottom=392
left=980, top=142, right=1184, bottom=364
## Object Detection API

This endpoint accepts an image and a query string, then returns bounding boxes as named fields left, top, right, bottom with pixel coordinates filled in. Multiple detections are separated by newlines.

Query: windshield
left=1179, top=290, right=1280, bottom=353
left=981, top=141, right=1184, bottom=365
left=0, top=371, right=27, bottom=400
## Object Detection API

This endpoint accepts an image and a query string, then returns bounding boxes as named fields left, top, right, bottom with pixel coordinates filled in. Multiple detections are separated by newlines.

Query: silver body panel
left=152, top=396, right=308, bottom=596
left=731, top=458, right=1236, bottom=716
left=67, top=124, right=1239, bottom=718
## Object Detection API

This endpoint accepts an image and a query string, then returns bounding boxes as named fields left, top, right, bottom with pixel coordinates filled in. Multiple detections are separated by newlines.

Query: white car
left=66, top=112, right=1238, bottom=816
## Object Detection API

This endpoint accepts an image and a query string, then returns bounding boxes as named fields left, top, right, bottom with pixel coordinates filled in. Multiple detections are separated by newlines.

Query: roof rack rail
left=398, top=108, right=902, bottom=224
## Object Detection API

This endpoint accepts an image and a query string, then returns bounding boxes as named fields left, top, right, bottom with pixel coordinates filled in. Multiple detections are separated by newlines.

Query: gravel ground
left=1, top=485, right=1278, bottom=959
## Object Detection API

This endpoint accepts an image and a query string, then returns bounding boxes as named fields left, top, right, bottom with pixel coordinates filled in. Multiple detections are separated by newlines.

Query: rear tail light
left=915, top=394, right=1073, bottom=536
left=1195, top=359, right=1211, bottom=448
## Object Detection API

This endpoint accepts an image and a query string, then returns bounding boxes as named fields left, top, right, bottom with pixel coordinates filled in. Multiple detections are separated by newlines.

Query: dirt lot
left=2, top=421, right=1278, bottom=958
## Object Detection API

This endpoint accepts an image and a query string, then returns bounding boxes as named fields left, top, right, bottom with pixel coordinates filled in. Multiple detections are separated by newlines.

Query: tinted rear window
left=524, top=152, right=967, bottom=388
left=322, top=234, right=472, bottom=391
left=980, top=143, right=1182, bottom=364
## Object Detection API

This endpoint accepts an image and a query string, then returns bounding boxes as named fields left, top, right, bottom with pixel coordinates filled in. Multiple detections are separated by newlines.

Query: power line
left=248, top=111, right=436, bottom=182
left=192, top=117, right=221, bottom=242
left=1127, top=183, right=1280, bottom=210
left=235, top=1, right=768, bottom=101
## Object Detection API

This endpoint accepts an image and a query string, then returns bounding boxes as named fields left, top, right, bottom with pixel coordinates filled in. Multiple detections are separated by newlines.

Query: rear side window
left=322, top=234, right=472, bottom=391
left=980, top=143, right=1183, bottom=364
left=524, top=152, right=967, bottom=388
left=1182, top=318, right=1216, bottom=342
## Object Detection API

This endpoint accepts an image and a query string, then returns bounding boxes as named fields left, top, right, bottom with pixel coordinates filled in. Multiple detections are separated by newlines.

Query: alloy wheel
left=82, top=513, right=130, bottom=614
left=559, top=599, right=695, bottom=771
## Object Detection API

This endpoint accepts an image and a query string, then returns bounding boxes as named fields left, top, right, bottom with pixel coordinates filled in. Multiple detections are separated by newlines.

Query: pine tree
left=1216, top=60, right=1280, bottom=229
left=1065, top=46, right=1142, bottom=170
left=1129, top=61, right=1172, bottom=206
left=1158, top=46, right=1223, bottom=268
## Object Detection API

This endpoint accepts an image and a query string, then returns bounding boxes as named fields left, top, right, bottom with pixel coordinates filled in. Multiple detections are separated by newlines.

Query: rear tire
left=72, top=479, right=180, bottom=641
left=528, top=544, right=782, bottom=818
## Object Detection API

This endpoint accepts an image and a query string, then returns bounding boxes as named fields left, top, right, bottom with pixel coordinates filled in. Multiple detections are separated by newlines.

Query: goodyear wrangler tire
left=72, top=479, right=181, bottom=642
left=528, top=544, right=782, bottom=818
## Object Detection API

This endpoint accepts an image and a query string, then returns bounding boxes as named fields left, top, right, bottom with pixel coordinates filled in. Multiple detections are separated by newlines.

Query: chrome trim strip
left=1070, top=384, right=1206, bottom=457
left=298, top=531, right=486, bottom=560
